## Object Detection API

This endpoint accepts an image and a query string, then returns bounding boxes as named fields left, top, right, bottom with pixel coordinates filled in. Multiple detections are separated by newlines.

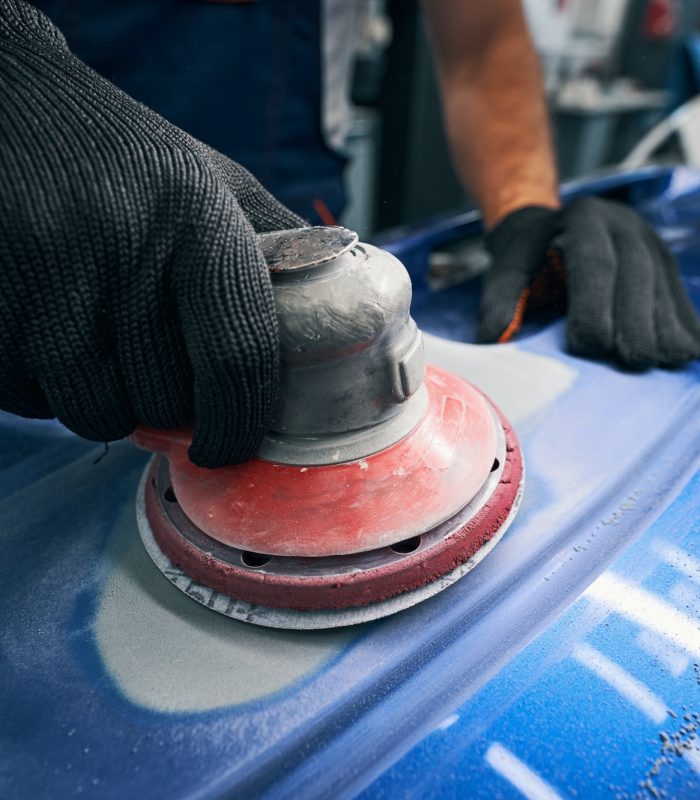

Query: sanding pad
left=135, top=375, right=523, bottom=630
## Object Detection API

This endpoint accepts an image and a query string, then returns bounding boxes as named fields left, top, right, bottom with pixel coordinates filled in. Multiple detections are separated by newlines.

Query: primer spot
left=94, top=512, right=353, bottom=713
left=423, top=334, right=576, bottom=425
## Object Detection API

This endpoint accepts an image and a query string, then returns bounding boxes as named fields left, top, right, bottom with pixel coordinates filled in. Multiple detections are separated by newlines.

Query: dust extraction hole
left=391, top=536, right=421, bottom=554
left=163, top=486, right=177, bottom=503
left=241, top=551, right=272, bottom=568
left=491, top=458, right=500, bottom=472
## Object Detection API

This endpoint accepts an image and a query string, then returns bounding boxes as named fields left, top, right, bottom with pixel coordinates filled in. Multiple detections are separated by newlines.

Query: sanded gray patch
left=95, top=508, right=354, bottom=712
left=423, top=335, right=576, bottom=425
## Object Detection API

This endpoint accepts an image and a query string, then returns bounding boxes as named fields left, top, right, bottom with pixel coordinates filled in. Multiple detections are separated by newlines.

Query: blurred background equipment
left=341, top=0, right=700, bottom=236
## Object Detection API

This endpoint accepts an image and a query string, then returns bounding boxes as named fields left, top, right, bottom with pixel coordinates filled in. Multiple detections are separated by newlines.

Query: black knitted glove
left=0, top=0, right=304, bottom=467
left=477, top=198, right=700, bottom=369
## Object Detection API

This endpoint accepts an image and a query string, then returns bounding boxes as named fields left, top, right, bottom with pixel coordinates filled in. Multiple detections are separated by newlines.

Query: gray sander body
left=257, top=226, right=427, bottom=465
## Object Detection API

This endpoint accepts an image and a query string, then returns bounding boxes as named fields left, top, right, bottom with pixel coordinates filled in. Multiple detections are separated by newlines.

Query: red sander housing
left=134, top=227, right=524, bottom=629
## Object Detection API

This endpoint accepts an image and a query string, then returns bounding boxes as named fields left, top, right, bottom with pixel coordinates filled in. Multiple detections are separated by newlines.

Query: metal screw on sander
left=257, top=226, right=427, bottom=465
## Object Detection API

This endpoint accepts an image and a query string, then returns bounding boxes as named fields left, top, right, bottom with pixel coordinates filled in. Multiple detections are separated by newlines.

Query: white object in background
left=623, top=96, right=700, bottom=168
left=572, top=0, right=629, bottom=39
left=522, top=0, right=574, bottom=55
left=522, top=0, right=631, bottom=94
left=521, top=0, right=576, bottom=93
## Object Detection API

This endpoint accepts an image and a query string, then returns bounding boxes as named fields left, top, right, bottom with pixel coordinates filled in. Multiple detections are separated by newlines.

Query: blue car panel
left=1, top=168, right=698, bottom=799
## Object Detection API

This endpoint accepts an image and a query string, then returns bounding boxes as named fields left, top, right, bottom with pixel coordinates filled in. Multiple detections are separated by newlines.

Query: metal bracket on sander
left=133, top=226, right=525, bottom=629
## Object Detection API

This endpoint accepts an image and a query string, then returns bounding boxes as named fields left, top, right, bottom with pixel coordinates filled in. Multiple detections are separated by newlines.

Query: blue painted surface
left=1, top=168, right=699, bottom=799
left=361, top=472, right=700, bottom=800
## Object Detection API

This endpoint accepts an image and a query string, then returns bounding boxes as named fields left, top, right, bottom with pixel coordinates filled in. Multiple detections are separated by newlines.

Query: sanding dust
left=95, top=510, right=353, bottom=712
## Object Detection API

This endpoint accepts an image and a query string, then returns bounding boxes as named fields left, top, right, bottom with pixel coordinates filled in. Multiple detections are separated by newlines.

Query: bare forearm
left=421, top=0, right=559, bottom=228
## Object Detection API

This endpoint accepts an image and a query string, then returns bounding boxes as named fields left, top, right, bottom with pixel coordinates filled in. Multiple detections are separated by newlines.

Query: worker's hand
left=477, top=198, right=700, bottom=369
left=0, top=0, right=303, bottom=467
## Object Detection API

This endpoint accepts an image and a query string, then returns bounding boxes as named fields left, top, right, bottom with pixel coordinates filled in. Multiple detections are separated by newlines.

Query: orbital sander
left=133, top=226, right=524, bottom=629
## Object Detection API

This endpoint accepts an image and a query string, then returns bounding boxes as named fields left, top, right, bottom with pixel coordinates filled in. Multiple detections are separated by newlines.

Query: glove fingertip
left=188, top=423, right=261, bottom=469
left=566, top=316, right=614, bottom=361
left=187, top=366, right=274, bottom=469
left=657, top=340, right=700, bottom=369
left=186, top=439, right=229, bottom=470
left=614, top=343, right=657, bottom=372
left=477, top=287, right=530, bottom=344
left=187, top=405, right=261, bottom=469
left=476, top=309, right=505, bottom=343
left=476, top=318, right=508, bottom=344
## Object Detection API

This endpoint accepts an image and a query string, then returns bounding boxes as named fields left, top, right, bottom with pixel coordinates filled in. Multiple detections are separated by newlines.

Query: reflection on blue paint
left=362, top=471, right=700, bottom=800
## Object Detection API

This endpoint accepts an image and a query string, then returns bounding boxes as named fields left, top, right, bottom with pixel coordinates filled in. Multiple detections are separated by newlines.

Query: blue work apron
left=34, top=0, right=347, bottom=222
